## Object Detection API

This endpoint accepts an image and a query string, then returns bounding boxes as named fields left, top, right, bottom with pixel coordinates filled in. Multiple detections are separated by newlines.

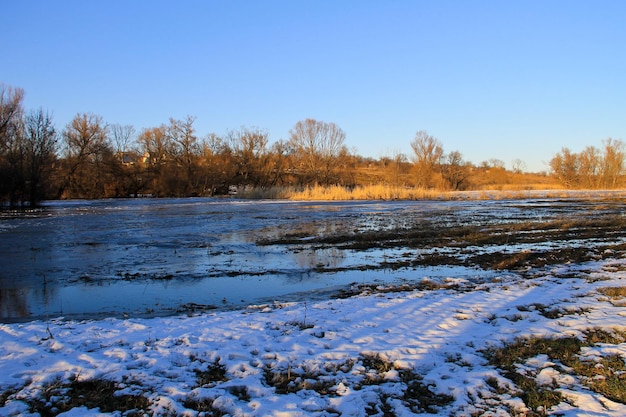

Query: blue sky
left=4, top=1, right=625, bottom=172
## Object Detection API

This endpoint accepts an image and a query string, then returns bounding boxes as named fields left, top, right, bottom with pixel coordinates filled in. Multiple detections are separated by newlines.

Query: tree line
left=1, top=83, right=624, bottom=206
left=549, top=140, right=625, bottom=189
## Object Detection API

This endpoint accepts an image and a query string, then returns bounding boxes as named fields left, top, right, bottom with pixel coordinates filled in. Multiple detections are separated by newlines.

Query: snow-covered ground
left=1, top=257, right=626, bottom=416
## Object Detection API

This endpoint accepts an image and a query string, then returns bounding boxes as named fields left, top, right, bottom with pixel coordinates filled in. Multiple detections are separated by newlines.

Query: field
left=1, top=192, right=625, bottom=416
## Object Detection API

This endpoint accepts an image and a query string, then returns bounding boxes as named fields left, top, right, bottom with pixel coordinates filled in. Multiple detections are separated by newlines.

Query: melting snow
left=1, top=258, right=626, bottom=416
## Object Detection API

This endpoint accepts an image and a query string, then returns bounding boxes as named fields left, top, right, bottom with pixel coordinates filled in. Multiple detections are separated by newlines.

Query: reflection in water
left=0, top=283, right=57, bottom=320
left=2, top=196, right=615, bottom=322
left=294, top=247, right=345, bottom=269
left=0, top=288, right=30, bottom=318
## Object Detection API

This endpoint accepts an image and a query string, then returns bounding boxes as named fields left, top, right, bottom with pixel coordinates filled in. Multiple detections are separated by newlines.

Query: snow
left=1, top=258, right=626, bottom=416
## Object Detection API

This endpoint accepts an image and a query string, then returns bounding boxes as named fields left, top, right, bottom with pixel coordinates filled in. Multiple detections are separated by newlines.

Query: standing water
left=1, top=196, right=618, bottom=322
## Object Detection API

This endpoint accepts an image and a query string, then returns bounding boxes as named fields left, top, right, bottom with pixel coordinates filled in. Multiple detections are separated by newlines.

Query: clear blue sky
left=4, top=1, right=625, bottom=172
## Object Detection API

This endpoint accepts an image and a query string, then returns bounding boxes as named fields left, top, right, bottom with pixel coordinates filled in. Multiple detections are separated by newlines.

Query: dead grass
left=286, top=184, right=449, bottom=201
left=516, top=303, right=591, bottom=319
left=28, top=377, right=149, bottom=417
left=261, top=353, right=453, bottom=413
left=598, top=286, right=626, bottom=299
left=193, top=358, right=228, bottom=387
left=484, top=328, right=626, bottom=416
left=182, top=397, right=225, bottom=416
left=242, top=185, right=626, bottom=201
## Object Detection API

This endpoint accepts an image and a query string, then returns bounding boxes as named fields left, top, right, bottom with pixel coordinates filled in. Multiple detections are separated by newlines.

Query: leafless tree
left=0, top=84, right=25, bottom=204
left=410, top=130, right=443, bottom=188
left=267, top=139, right=293, bottom=187
left=550, top=148, right=580, bottom=188
left=226, top=126, right=271, bottom=187
left=166, top=116, right=199, bottom=195
left=578, top=146, right=601, bottom=188
left=288, top=119, right=347, bottom=185
left=138, top=126, right=170, bottom=166
left=196, top=133, right=232, bottom=195
left=22, top=109, right=58, bottom=205
left=441, top=150, right=469, bottom=190
left=62, top=113, right=111, bottom=198
left=600, top=138, right=624, bottom=188
left=110, top=124, right=136, bottom=155
left=550, top=140, right=624, bottom=189
left=0, top=84, right=24, bottom=150
left=511, top=158, right=526, bottom=174
left=137, top=126, right=173, bottom=196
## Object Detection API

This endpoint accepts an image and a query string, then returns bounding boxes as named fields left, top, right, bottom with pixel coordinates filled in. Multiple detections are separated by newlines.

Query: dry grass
left=28, top=377, right=149, bottom=417
left=234, top=184, right=626, bottom=201
left=598, top=286, right=626, bottom=299
left=261, top=353, right=453, bottom=414
left=484, top=328, right=626, bottom=416
left=286, top=184, right=447, bottom=200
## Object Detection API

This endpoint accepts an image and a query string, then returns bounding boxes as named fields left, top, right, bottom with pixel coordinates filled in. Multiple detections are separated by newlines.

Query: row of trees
left=1, top=83, right=625, bottom=206
left=0, top=85, right=57, bottom=206
left=549, top=140, right=625, bottom=189
left=0, top=84, right=360, bottom=204
left=60, top=115, right=356, bottom=199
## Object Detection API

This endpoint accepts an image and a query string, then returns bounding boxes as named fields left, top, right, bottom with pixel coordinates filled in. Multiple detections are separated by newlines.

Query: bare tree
left=578, top=146, right=601, bottom=188
left=410, top=130, right=443, bottom=188
left=62, top=113, right=111, bottom=198
left=0, top=84, right=24, bottom=150
left=166, top=116, right=199, bottom=195
left=600, top=138, right=624, bottom=188
left=384, top=150, right=408, bottom=187
left=110, top=124, right=136, bottom=155
left=550, top=140, right=624, bottom=189
left=511, top=158, right=526, bottom=174
left=288, top=118, right=347, bottom=185
left=226, top=126, right=270, bottom=187
left=138, top=126, right=170, bottom=166
left=267, top=139, right=292, bottom=187
left=22, top=109, right=58, bottom=205
left=137, top=126, right=173, bottom=196
left=549, top=148, right=579, bottom=188
left=441, top=150, right=469, bottom=190
left=197, top=133, right=234, bottom=195
left=487, top=158, right=505, bottom=169
left=0, top=84, right=25, bottom=204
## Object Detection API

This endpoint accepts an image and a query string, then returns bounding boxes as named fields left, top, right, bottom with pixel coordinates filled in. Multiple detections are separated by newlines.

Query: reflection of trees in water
left=293, top=247, right=345, bottom=269
left=0, top=283, right=57, bottom=320
left=0, top=288, right=30, bottom=318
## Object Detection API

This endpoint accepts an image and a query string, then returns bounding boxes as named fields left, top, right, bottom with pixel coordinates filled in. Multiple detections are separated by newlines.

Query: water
left=0, top=196, right=617, bottom=322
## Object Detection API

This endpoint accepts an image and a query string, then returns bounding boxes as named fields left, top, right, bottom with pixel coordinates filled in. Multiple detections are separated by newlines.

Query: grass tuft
left=182, top=397, right=225, bottom=416
left=484, top=329, right=626, bottom=415
left=193, top=358, right=228, bottom=387
left=29, top=377, right=149, bottom=417
left=598, top=286, right=626, bottom=299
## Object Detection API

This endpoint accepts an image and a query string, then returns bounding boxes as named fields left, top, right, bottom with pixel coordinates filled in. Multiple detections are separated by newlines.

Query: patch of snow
left=0, top=257, right=625, bottom=416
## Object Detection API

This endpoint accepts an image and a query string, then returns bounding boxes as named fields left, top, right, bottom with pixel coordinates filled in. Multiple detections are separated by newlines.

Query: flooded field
left=1, top=195, right=625, bottom=322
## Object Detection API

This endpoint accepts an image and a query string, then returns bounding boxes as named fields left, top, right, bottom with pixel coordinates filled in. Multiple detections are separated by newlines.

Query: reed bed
left=233, top=184, right=626, bottom=201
